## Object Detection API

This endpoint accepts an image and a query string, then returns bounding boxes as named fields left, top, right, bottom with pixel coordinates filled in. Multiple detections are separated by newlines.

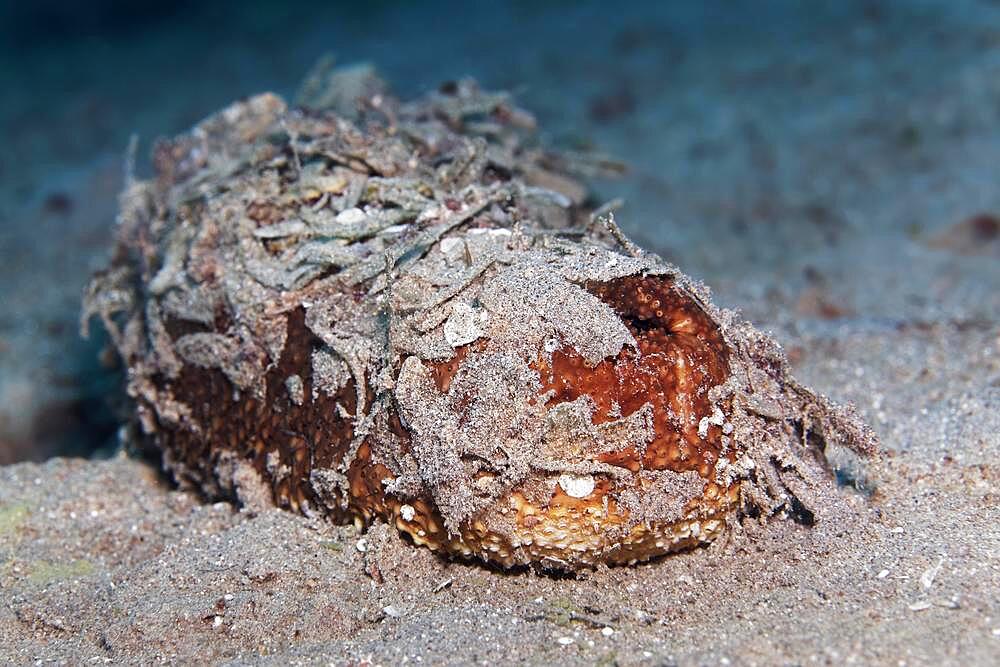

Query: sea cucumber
left=83, top=63, right=877, bottom=570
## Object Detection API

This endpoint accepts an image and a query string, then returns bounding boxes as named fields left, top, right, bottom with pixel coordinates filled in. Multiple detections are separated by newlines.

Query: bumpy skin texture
left=84, top=67, right=877, bottom=570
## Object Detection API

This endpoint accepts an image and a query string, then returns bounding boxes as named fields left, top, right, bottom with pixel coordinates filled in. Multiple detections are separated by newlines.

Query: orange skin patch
left=536, top=276, right=731, bottom=479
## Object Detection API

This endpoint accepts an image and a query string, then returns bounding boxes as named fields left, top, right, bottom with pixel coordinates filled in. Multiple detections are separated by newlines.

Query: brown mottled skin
left=552, top=276, right=731, bottom=478
left=152, top=276, right=737, bottom=568
left=162, top=308, right=361, bottom=517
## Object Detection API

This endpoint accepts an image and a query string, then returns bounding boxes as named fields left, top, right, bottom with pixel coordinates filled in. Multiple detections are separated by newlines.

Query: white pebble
left=558, top=473, right=595, bottom=499
left=336, top=207, right=367, bottom=224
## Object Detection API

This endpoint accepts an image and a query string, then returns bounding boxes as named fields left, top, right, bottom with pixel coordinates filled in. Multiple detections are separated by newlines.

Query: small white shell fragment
left=356, top=538, right=368, bottom=553
left=920, top=555, right=945, bottom=590
left=556, top=636, right=574, bottom=646
left=400, top=504, right=415, bottom=521
left=417, top=206, right=442, bottom=223
left=698, top=417, right=711, bottom=439
left=440, top=237, right=464, bottom=255
left=335, top=207, right=367, bottom=224
left=444, top=302, right=485, bottom=347
left=558, top=473, right=596, bottom=499
left=699, top=405, right=727, bottom=438
left=284, top=374, right=305, bottom=406
left=601, top=627, right=614, bottom=637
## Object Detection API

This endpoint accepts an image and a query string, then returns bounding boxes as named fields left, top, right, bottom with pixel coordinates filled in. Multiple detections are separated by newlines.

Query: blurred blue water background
left=1, top=0, right=997, bottom=462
